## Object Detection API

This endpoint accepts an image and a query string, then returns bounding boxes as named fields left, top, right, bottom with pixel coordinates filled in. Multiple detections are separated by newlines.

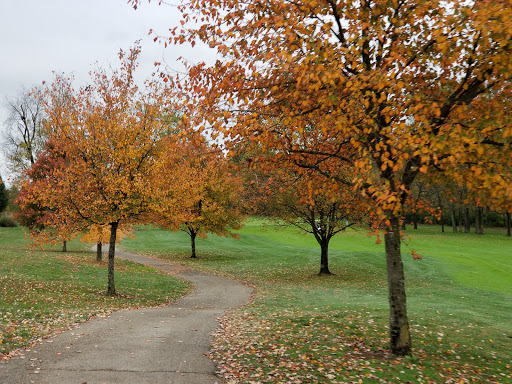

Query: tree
left=32, top=45, right=172, bottom=295
left=257, top=163, right=367, bottom=274
left=0, top=176, right=8, bottom=214
left=80, top=224, right=132, bottom=262
left=14, top=149, right=85, bottom=251
left=154, top=138, right=245, bottom=258
left=135, top=0, right=512, bottom=355
left=2, top=87, right=45, bottom=177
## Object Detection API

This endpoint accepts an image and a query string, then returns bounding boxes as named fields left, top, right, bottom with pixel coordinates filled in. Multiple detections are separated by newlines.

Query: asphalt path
left=0, top=248, right=252, bottom=384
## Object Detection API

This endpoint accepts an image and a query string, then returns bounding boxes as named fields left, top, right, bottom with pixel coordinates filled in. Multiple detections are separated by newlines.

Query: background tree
left=257, top=162, right=368, bottom=275
left=136, top=0, right=512, bottom=356
left=0, top=176, right=8, bottom=214
left=80, top=224, right=132, bottom=262
left=154, top=138, right=245, bottom=258
left=2, top=87, right=46, bottom=178
left=14, top=148, right=85, bottom=251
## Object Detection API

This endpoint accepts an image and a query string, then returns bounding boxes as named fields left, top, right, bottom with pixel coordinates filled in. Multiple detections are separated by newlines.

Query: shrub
left=0, top=215, right=18, bottom=227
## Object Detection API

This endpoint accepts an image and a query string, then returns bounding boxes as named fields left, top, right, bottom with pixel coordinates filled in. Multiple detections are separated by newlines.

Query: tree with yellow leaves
left=33, top=45, right=172, bottom=296
left=154, top=136, right=245, bottom=258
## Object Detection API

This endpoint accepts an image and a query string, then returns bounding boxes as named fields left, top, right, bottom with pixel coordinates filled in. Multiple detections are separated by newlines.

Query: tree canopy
left=131, top=0, right=512, bottom=355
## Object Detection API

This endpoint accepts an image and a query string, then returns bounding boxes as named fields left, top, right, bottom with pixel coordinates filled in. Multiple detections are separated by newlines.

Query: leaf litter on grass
left=211, top=308, right=511, bottom=384
left=0, top=246, right=192, bottom=358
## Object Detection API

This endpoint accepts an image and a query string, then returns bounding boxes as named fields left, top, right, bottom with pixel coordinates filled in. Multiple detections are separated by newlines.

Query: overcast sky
left=0, top=0, right=214, bottom=184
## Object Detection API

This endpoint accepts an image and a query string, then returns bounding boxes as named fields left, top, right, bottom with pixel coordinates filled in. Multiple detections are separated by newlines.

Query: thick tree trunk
left=62, top=241, right=67, bottom=252
left=450, top=204, right=457, bottom=233
left=319, top=240, right=332, bottom=275
left=384, top=215, right=412, bottom=356
left=506, top=212, right=511, bottom=237
left=107, top=221, right=119, bottom=296
left=190, top=229, right=197, bottom=258
left=464, top=207, right=471, bottom=233
left=96, top=241, right=103, bottom=262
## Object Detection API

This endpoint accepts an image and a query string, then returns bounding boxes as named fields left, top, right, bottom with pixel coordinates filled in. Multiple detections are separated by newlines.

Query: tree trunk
left=62, top=241, right=67, bottom=252
left=450, top=204, right=457, bottom=233
left=319, top=239, right=332, bottom=275
left=96, top=241, right=103, bottom=262
left=437, top=197, right=444, bottom=233
left=413, top=213, right=418, bottom=230
left=384, top=215, right=412, bottom=356
left=506, top=212, right=511, bottom=237
left=107, top=221, right=119, bottom=296
left=475, top=206, right=484, bottom=235
left=458, top=207, right=463, bottom=232
left=464, top=206, right=471, bottom=233
left=190, top=229, right=197, bottom=258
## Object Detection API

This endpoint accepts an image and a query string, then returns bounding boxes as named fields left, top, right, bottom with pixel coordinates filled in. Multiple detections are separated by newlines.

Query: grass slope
left=0, top=227, right=192, bottom=356
left=122, top=219, right=512, bottom=383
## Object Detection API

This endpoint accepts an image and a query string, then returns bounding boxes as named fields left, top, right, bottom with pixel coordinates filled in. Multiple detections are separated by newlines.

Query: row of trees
left=3, top=0, right=510, bottom=358
left=8, top=46, right=243, bottom=296
left=403, top=180, right=511, bottom=235
left=128, top=0, right=512, bottom=356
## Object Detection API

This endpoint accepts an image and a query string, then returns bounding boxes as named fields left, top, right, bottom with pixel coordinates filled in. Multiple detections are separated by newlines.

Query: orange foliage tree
left=31, top=45, right=172, bottom=296
left=154, top=137, right=245, bottom=258
left=249, top=154, right=369, bottom=275
left=15, top=148, right=87, bottom=251
left=134, top=0, right=512, bottom=355
left=271, top=177, right=368, bottom=275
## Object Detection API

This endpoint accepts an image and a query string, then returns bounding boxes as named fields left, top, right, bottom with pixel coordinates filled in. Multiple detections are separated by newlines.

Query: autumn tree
left=14, top=149, right=84, bottom=251
left=134, top=0, right=512, bottom=355
left=255, top=159, right=368, bottom=274
left=33, top=45, right=172, bottom=295
left=2, top=87, right=46, bottom=177
left=154, top=138, right=245, bottom=258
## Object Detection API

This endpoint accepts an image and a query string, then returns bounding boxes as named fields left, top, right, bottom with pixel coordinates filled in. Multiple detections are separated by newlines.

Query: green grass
left=0, top=227, right=192, bottom=356
left=122, top=219, right=512, bottom=383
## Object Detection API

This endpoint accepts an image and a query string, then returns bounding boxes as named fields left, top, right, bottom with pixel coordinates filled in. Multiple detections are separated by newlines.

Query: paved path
left=0, top=248, right=252, bottom=384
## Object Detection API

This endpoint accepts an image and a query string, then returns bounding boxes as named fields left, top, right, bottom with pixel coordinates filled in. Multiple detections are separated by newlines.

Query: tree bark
left=506, top=212, right=511, bottom=237
left=464, top=206, right=471, bottom=233
left=107, top=221, right=119, bottom=296
left=384, top=215, right=412, bottom=356
left=437, top=195, right=444, bottom=233
left=450, top=204, right=457, bottom=233
left=319, top=239, right=332, bottom=275
left=190, top=229, right=197, bottom=258
left=96, top=241, right=103, bottom=262
left=475, top=206, right=484, bottom=235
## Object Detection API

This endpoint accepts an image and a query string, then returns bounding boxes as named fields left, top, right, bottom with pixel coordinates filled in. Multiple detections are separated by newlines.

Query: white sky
left=0, top=0, right=214, bottom=185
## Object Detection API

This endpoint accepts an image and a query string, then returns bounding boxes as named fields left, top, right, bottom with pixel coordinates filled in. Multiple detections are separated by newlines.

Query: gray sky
left=0, top=0, right=213, bottom=184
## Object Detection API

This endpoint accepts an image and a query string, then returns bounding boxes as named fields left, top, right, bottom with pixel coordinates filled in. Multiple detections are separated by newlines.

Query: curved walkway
left=0, top=248, right=252, bottom=384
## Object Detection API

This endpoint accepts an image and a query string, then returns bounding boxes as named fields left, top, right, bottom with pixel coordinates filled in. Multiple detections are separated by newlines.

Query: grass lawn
left=122, top=219, right=512, bottom=383
left=0, top=227, right=192, bottom=357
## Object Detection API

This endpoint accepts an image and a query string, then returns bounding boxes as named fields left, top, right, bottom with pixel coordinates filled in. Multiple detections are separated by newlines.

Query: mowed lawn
left=122, top=219, right=512, bottom=383
left=0, top=227, right=192, bottom=357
